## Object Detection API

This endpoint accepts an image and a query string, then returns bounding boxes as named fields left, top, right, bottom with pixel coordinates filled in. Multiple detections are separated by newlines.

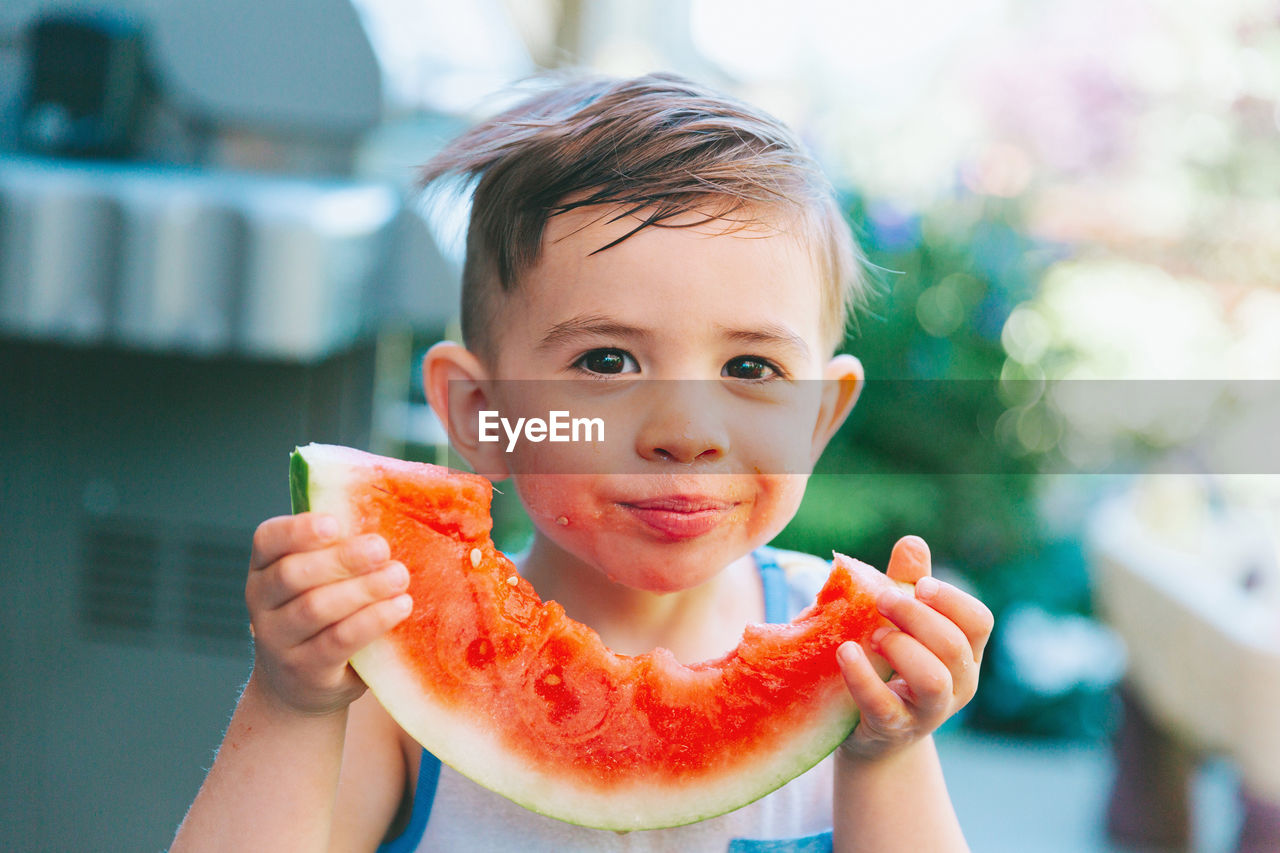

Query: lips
left=619, top=495, right=737, bottom=541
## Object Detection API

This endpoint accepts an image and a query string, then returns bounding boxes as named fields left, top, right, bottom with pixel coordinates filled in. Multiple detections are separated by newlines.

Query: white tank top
left=379, top=548, right=838, bottom=853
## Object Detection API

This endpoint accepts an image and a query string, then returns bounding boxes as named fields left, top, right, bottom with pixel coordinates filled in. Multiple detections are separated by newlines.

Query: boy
left=173, top=73, right=992, bottom=852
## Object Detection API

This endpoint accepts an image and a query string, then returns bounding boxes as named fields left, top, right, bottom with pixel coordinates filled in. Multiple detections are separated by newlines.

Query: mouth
left=618, top=495, right=738, bottom=541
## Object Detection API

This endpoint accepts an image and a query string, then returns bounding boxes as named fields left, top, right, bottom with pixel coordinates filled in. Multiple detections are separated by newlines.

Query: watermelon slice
left=290, top=442, right=910, bottom=831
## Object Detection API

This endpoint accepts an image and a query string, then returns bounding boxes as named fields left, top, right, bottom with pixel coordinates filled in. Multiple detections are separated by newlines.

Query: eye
left=573, top=348, right=639, bottom=376
left=722, top=355, right=783, bottom=381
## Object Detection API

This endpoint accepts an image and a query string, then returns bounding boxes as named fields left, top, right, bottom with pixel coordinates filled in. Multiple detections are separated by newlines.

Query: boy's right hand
left=245, top=512, right=413, bottom=716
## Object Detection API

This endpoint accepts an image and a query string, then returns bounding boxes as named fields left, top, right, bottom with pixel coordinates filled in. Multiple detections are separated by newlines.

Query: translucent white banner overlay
left=436, top=380, right=1280, bottom=475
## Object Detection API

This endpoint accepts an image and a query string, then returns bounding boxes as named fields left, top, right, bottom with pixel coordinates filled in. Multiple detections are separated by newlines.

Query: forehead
left=543, top=200, right=802, bottom=245
left=494, top=204, right=826, bottom=355
left=542, top=203, right=820, bottom=281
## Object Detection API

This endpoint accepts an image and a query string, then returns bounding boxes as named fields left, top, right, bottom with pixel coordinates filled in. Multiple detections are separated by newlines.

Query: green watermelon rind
left=353, top=635, right=858, bottom=831
left=289, top=443, right=894, bottom=832
left=289, top=449, right=310, bottom=514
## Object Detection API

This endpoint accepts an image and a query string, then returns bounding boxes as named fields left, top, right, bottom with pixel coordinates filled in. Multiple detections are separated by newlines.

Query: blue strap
left=753, top=546, right=790, bottom=625
left=737, top=549, right=836, bottom=851
left=376, top=750, right=440, bottom=852
left=729, top=831, right=834, bottom=852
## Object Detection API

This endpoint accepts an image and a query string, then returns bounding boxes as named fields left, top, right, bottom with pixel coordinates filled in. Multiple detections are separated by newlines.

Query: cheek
left=513, top=474, right=601, bottom=530
left=754, top=475, right=809, bottom=536
left=480, top=388, right=618, bottom=478
left=512, top=475, right=640, bottom=581
left=733, top=406, right=828, bottom=476
left=505, top=438, right=616, bottom=480
left=713, top=382, right=832, bottom=476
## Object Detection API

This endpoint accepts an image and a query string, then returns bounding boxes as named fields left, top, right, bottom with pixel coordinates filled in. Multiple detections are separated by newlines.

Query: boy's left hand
left=836, top=535, right=994, bottom=761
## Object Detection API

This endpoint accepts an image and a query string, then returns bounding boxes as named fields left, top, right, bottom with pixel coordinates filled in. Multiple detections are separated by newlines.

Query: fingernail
left=915, top=576, right=939, bottom=599
left=834, top=645, right=865, bottom=671
left=387, top=562, right=409, bottom=588
left=393, top=594, right=413, bottom=613
left=876, top=589, right=902, bottom=612
left=363, top=536, right=389, bottom=563
left=871, top=626, right=892, bottom=645
left=315, top=516, right=339, bottom=539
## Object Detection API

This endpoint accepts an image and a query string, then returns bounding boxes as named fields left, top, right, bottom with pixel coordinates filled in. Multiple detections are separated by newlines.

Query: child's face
left=433, top=206, right=861, bottom=593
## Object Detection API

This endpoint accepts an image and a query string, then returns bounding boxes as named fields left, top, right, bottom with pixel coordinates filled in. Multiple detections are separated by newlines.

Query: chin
left=627, top=572, right=709, bottom=595
left=600, top=542, right=740, bottom=594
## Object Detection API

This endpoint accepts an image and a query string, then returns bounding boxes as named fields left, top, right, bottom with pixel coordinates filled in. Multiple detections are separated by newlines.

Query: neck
left=517, top=535, right=764, bottom=663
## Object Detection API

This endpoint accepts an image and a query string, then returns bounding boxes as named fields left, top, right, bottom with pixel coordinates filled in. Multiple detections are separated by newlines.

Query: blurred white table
left=1089, top=482, right=1280, bottom=801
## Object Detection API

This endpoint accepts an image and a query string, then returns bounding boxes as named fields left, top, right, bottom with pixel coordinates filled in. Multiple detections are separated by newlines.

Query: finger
left=837, top=642, right=908, bottom=729
left=886, top=535, right=931, bottom=584
left=912, top=578, right=996, bottom=664
left=876, top=588, right=976, bottom=679
left=256, top=534, right=393, bottom=610
left=277, top=561, right=410, bottom=646
left=250, top=513, right=341, bottom=571
left=304, top=592, right=414, bottom=666
left=869, top=626, right=956, bottom=713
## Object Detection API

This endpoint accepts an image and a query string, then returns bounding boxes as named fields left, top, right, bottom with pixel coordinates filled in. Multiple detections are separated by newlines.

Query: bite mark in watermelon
left=289, top=443, right=910, bottom=831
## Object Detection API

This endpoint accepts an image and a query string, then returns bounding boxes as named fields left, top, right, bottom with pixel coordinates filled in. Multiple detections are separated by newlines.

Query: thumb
left=886, top=535, right=931, bottom=584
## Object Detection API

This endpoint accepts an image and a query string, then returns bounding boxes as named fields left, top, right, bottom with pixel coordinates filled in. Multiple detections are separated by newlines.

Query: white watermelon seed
left=470, top=548, right=482, bottom=567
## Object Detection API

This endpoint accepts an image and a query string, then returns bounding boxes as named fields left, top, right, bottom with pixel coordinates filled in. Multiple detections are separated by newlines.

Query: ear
left=810, top=354, right=863, bottom=461
left=422, top=342, right=511, bottom=481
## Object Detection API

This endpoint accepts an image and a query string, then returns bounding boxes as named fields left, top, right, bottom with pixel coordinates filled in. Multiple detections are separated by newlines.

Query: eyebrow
left=718, top=323, right=811, bottom=359
left=536, top=315, right=811, bottom=359
left=537, top=315, right=653, bottom=350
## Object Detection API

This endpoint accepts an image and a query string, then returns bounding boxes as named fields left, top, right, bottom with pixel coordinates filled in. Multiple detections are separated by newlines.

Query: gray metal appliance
left=0, top=1, right=521, bottom=848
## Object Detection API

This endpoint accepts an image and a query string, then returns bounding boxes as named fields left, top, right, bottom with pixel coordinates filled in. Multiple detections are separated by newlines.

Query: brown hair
left=419, top=72, right=865, bottom=359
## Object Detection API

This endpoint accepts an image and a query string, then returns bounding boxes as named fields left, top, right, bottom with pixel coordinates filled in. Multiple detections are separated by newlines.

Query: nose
left=634, top=383, right=730, bottom=464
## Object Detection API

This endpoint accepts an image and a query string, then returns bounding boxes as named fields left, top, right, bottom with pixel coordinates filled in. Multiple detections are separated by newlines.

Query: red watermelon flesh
left=290, top=443, right=909, bottom=831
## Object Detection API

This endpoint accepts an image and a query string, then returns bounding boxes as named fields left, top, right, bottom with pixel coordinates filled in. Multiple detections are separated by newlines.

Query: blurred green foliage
left=773, top=192, right=1067, bottom=614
